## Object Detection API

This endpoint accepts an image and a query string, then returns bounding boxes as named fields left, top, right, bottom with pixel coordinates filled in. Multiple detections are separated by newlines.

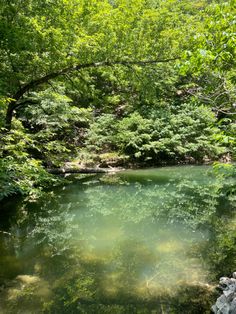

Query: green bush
left=119, top=103, right=227, bottom=162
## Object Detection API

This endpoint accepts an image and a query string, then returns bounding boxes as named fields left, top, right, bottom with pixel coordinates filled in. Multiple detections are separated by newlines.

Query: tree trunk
left=3, top=58, right=178, bottom=131
left=5, top=101, right=15, bottom=131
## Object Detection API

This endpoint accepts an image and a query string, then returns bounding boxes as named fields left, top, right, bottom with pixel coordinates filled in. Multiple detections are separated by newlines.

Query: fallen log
left=47, top=167, right=124, bottom=174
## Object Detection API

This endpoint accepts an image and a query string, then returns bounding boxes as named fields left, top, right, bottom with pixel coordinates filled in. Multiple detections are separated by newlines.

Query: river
left=0, top=165, right=235, bottom=313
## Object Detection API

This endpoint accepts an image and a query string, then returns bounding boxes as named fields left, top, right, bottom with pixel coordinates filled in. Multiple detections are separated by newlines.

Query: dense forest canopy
left=0, top=0, right=235, bottom=199
left=1, top=1, right=236, bottom=313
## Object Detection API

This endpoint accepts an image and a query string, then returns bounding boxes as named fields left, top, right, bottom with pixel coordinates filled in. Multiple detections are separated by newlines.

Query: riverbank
left=47, top=153, right=233, bottom=175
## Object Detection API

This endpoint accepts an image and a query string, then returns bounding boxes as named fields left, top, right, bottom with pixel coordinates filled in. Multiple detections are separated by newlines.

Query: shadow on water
left=0, top=166, right=235, bottom=313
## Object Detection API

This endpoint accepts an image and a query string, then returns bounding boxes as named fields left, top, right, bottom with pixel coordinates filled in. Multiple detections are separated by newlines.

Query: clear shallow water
left=0, top=166, right=231, bottom=313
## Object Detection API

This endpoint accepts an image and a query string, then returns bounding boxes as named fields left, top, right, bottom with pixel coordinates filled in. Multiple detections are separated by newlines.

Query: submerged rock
left=212, top=273, right=236, bottom=314
left=16, top=275, right=40, bottom=285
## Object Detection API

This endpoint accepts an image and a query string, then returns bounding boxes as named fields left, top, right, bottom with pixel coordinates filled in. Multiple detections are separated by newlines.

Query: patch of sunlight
left=156, top=240, right=185, bottom=254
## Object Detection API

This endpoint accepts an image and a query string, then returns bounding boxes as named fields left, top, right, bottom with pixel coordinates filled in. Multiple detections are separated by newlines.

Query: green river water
left=0, top=165, right=235, bottom=313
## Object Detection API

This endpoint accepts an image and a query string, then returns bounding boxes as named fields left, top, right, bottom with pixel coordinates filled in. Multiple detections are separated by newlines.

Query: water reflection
left=0, top=166, right=233, bottom=313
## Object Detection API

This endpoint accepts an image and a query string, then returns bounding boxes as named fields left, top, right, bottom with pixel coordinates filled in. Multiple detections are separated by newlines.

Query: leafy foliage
left=86, top=103, right=227, bottom=163
left=0, top=0, right=235, bottom=198
left=0, top=122, right=58, bottom=200
left=1, top=3, right=236, bottom=313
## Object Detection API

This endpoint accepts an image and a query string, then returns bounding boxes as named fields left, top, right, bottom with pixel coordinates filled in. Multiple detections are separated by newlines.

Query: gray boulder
left=212, top=273, right=236, bottom=314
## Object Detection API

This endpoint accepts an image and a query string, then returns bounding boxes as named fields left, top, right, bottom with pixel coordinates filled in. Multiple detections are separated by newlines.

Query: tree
left=0, top=0, right=235, bottom=199
left=0, top=0, right=190, bottom=130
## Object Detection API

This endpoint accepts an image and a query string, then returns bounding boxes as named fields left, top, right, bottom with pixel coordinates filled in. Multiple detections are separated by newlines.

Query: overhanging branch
left=11, top=57, right=179, bottom=108
left=5, top=57, right=179, bottom=130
